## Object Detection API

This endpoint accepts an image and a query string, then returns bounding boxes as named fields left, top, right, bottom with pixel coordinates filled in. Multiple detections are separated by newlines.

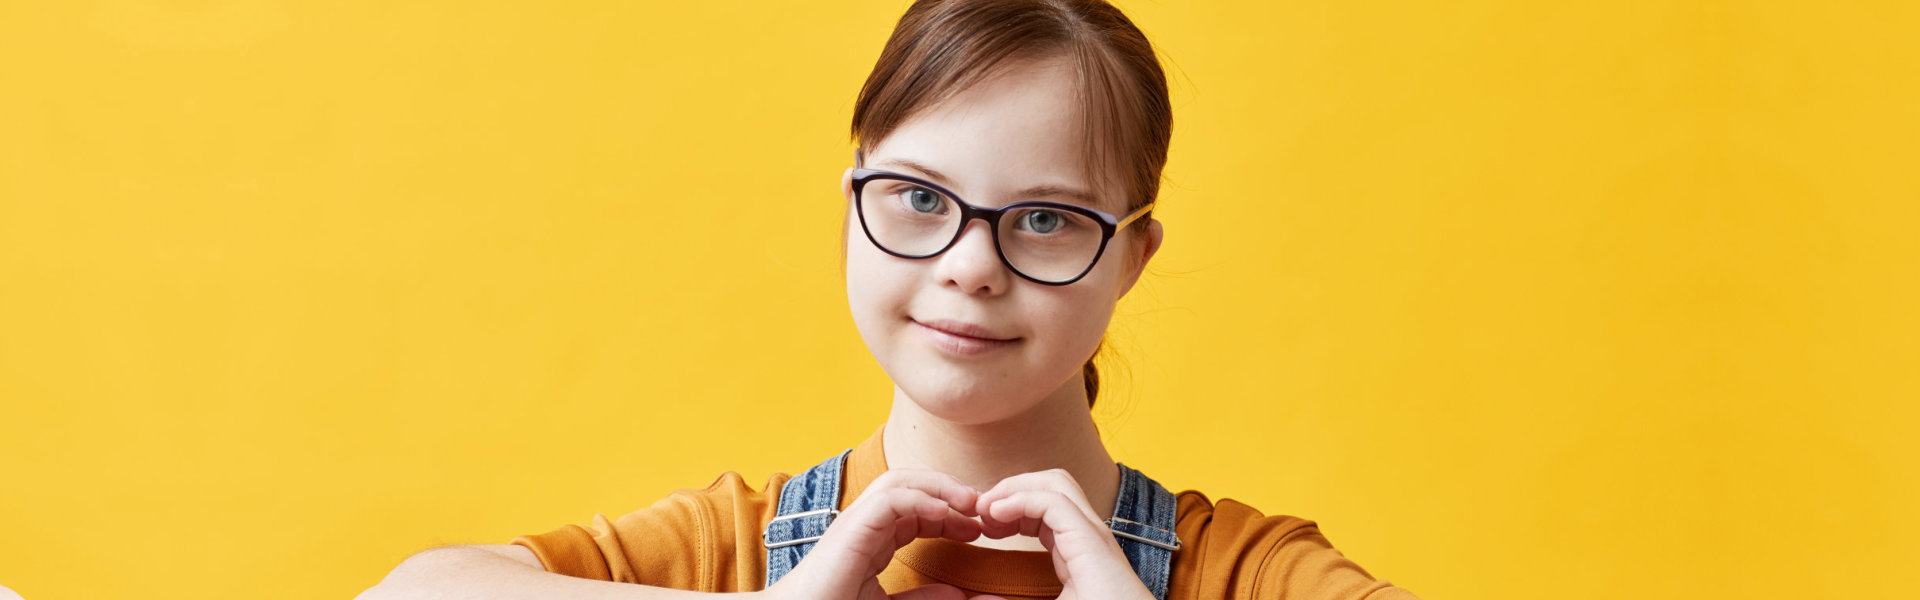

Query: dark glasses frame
left=850, top=150, right=1155, bottom=286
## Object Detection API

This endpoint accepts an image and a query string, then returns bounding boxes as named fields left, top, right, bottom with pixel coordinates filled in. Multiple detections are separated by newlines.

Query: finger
left=811, top=488, right=934, bottom=573
left=781, top=476, right=984, bottom=600
left=979, top=490, right=1112, bottom=552
left=836, top=487, right=976, bottom=552
left=843, top=470, right=983, bottom=552
left=888, top=508, right=984, bottom=549
left=857, top=578, right=889, bottom=600
left=865, top=469, right=982, bottom=516
left=889, top=583, right=970, bottom=600
left=975, top=469, right=1102, bottom=524
left=838, top=492, right=980, bottom=589
left=824, top=486, right=985, bottom=583
left=977, top=490, right=1153, bottom=598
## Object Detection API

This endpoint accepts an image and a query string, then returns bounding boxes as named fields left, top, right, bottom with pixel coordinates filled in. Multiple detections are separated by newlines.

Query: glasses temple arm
left=1114, top=201, right=1156, bottom=229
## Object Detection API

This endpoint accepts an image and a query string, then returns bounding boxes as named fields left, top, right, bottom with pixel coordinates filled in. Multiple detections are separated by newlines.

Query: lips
left=911, top=318, right=1020, bottom=355
left=912, top=318, right=1017, bottom=341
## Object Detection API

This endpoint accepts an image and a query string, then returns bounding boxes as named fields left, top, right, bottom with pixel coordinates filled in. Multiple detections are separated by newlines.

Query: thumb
left=888, top=583, right=970, bottom=600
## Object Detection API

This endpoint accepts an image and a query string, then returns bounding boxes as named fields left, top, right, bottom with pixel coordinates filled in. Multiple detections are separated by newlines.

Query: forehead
left=864, top=57, right=1123, bottom=212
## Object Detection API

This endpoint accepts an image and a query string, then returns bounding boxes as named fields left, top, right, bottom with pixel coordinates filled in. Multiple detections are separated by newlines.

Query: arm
left=360, top=470, right=984, bottom=600
left=356, top=544, right=756, bottom=600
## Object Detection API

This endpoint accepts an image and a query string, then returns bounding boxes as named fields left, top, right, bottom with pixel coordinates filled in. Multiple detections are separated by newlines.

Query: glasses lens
left=997, top=205, right=1104, bottom=283
left=859, top=178, right=962, bottom=257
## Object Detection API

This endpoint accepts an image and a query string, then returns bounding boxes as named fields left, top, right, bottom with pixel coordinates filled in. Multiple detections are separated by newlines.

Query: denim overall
left=762, top=449, right=1184, bottom=599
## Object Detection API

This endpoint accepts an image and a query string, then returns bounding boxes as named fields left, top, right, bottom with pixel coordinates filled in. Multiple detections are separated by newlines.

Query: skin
left=852, top=52, right=1163, bottom=521
left=357, top=55, right=1168, bottom=600
left=782, top=53, right=1168, bottom=599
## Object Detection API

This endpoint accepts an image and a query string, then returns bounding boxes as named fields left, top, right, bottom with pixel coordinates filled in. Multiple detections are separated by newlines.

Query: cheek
left=1047, top=265, right=1133, bottom=352
left=845, top=228, right=912, bottom=349
left=1024, top=284, right=1122, bottom=365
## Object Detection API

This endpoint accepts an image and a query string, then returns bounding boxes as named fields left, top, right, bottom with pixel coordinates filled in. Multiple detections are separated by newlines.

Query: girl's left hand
left=970, top=469, right=1156, bottom=600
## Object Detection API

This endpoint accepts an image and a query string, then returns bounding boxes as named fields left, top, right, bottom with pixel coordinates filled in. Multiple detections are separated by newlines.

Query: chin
left=896, top=373, right=1036, bottom=426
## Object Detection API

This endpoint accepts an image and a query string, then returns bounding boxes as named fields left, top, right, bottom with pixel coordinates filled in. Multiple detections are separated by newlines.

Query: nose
left=932, top=218, right=1011, bottom=296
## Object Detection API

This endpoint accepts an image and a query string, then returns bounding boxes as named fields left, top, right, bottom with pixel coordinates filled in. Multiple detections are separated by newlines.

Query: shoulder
left=512, top=469, right=795, bottom=591
left=664, top=469, right=793, bottom=518
left=625, top=469, right=793, bottom=543
left=1169, top=491, right=1420, bottom=599
left=1172, top=490, right=1321, bottom=546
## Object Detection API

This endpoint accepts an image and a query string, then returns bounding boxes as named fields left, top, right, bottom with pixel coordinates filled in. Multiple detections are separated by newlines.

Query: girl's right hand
left=757, top=469, right=985, bottom=600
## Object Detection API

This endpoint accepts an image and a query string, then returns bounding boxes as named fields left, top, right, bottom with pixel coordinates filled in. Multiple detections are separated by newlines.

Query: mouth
left=910, top=318, right=1020, bottom=355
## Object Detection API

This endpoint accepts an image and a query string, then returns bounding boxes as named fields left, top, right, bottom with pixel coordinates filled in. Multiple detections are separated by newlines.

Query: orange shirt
left=513, top=428, right=1419, bottom=599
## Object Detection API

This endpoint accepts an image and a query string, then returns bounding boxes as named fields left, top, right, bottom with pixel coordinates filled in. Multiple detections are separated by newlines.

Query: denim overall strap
left=1110, top=462, right=1183, bottom=600
left=761, top=449, right=852, bottom=590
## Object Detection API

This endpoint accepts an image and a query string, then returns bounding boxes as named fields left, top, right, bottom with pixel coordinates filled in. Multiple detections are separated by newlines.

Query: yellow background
left=2, top=1, right=1915, bottom=598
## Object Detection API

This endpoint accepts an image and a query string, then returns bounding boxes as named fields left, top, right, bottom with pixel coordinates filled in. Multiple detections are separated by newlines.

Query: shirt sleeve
left=1177, top=495, right=1419, bottom=599
left=510, top=470, right=785, bottom=592
left=1250, top=524, right=1421, bottom=600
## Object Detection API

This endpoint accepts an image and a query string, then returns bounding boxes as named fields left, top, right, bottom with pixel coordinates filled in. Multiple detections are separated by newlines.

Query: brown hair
left=849, top=0, right=1171, bottom=408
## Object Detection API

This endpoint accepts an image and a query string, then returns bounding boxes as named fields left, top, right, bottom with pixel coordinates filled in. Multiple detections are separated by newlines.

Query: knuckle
left=1047, top=469, right=1084, bottom=489
left=870, top=470, right=905, bottom=487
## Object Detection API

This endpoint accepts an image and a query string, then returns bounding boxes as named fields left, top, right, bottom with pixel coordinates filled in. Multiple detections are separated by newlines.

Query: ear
left=839, top=167, right=857, bottom=273
left=1115, top=218, right=1164, bottom=300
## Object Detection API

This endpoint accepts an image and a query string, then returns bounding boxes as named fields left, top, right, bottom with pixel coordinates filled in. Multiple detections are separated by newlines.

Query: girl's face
left=843, top=56, right=1163, bottom=426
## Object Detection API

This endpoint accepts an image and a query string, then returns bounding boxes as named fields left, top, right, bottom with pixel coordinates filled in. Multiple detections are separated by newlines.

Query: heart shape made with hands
left=768, top=468, right=1157, bottom=600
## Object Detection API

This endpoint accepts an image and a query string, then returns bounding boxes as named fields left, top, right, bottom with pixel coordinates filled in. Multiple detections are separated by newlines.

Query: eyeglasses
left=850, top=152, right=1154, bottom=286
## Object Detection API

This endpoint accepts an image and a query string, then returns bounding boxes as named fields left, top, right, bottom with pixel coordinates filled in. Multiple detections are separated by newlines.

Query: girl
left=364, top=1, right=1417, bottom=599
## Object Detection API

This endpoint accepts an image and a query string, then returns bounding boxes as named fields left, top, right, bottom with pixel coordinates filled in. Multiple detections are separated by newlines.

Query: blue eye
left=1019, top=210, right=1064, bottom=233
left=905, top=187, right=943, bottom=213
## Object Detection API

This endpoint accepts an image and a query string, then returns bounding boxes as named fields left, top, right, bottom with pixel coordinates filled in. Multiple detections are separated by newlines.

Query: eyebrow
left=877, top=158, right=1104, bottom=208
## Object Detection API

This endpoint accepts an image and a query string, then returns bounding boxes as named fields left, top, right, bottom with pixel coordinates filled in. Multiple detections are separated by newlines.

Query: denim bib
left=761, top=450, right=1183, bottom=599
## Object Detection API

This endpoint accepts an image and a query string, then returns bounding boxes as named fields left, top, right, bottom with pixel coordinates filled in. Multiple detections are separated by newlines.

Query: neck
left=881, top=377, right=1120, bottom=521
